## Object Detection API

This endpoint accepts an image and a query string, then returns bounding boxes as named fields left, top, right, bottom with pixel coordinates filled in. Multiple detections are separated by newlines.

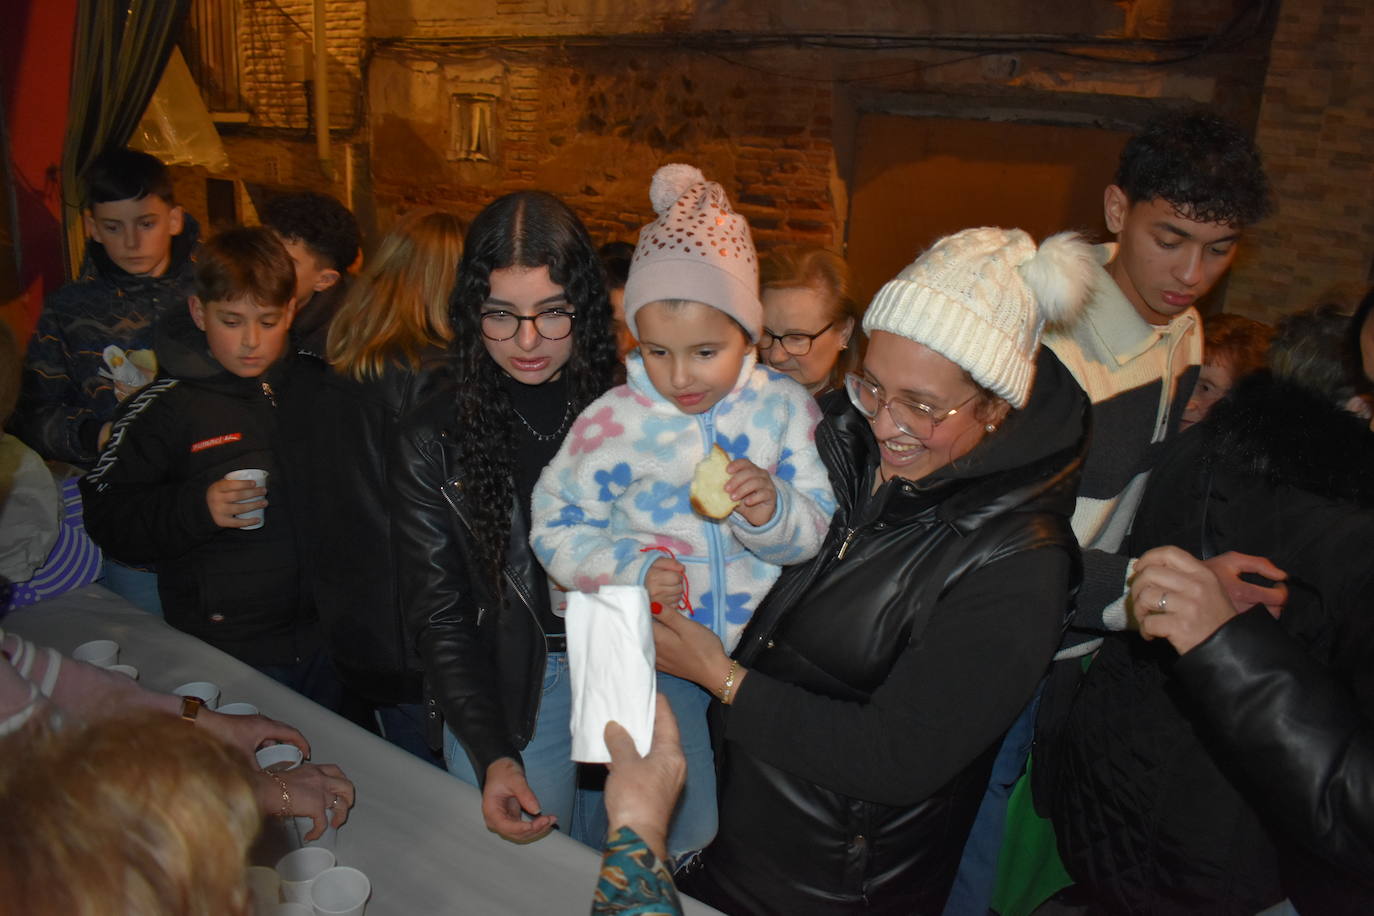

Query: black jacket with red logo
left=80, top=310, right=323, bottom=666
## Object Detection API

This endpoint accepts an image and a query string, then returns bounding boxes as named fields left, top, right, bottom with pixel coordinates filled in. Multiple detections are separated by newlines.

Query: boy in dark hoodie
left=80, top=228, right=332, bottom=702
left=12, top=149, right=199, bottom=467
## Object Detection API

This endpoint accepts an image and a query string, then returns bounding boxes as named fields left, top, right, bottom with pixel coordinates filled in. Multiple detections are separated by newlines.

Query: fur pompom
left=649, top=164, right=706, bottom=215
left=1019, top=231, right=1096, bottom=326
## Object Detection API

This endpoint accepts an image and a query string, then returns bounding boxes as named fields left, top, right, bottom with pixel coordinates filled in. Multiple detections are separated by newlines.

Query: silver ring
left=1156, top=591, right=1168, bottom=612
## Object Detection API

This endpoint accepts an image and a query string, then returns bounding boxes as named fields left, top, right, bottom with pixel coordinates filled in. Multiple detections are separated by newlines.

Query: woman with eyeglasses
left=657, top=228, right=1094, bottom=915
left=390, top=192, right=620, bottom=844
left=758, top=246, right=863, bottom=397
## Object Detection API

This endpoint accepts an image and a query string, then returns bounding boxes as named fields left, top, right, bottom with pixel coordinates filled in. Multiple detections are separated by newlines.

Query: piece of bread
left=691, top=445, right=739, bottom=519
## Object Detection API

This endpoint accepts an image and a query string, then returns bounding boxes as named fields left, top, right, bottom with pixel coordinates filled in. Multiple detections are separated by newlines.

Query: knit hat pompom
left=1017, top=231, right=1096, bottom=327
left=863, top=227, right=1095, bottom=409
left=623, top=164, right=762, bottom=343
left=649, top=164, right=707, bottom=216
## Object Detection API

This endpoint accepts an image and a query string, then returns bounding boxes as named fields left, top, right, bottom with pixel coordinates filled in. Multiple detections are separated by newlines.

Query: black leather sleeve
left=389, top=416, right=521, bottom=783
left=1174, top=608, right=1374, bottom=875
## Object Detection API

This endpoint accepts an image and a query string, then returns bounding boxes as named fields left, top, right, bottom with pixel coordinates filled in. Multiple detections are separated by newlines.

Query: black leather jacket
left=390, top=390, right=555, bottom=779
left=295, top=349, right=452, bottom=704
left=1177, top=609, right=1374, bottom=914
left=1054, top=373, right=1374, bottom=915
left=683, top=347, right=1087, bottom=915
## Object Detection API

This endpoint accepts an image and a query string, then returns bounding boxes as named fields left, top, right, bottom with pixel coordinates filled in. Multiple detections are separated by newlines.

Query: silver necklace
left=511, top=399, right=573, bottom=442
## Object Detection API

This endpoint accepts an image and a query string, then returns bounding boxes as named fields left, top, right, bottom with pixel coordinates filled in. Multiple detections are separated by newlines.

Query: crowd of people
left=2, top=104, right=1373, bottom=915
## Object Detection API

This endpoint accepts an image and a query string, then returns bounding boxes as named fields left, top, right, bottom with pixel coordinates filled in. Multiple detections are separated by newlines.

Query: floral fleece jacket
left=531, top=350, right=835, bottom=652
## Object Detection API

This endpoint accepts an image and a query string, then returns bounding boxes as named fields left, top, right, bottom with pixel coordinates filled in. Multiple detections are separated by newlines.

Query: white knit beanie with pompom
left=623, top=163, right=762, bottom=342
left=862, top=227, right=1096, bottom=409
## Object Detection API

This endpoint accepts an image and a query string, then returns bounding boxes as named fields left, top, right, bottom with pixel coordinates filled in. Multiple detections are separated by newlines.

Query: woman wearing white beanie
left=654, top=227, right=1094, bottom=914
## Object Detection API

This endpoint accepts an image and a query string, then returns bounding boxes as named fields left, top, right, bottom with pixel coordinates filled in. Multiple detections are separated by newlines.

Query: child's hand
left=206, top=477, right=266, bottom=528
left=726, top=458, right=777, bottom=527
left=645, top=557, right=685, bottom=611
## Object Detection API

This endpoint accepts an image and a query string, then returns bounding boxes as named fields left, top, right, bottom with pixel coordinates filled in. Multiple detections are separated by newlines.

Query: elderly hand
left=198, top=709, right=310, bottom=763
left=256, top=762, right=355, bottom=841
left=1130, top=546, right=1242, bottom=654
left=604, top=694, right=686, bottom=861
left=1200, top=550, right=1288, bottom=616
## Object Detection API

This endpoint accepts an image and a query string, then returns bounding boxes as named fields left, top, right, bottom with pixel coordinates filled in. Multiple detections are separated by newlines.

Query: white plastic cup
left=106, top=664, right=139, bottom=680
left=309, top=866, right=370, bottom=916
left=276, top=847, right=336, bottom=905
left=226, top=468, right=269, bottom=529
left=293, top=807, right=338, bottom=851
left=246, top=865, right=281, bottom=912
left=172, top=681, right=221, bottom=709
left=218, top=701, right=259, bottom=716
left=72, top=639, right=119, bottom=667
left=256, top=743, right=304, bottom=773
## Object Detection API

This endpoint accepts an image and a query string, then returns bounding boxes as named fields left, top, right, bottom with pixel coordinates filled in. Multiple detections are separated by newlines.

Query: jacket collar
left=1086, top=243, right=1197, bottom=368
left=1202, top=371, right=1374, bottom=507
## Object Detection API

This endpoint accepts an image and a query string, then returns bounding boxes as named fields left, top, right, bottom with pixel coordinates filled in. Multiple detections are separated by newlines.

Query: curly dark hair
left=260, top=191, right=361, bottom=271
left=1115, top=110, right=1272, bottom=227
left=449, top=191, right=619, bottom=587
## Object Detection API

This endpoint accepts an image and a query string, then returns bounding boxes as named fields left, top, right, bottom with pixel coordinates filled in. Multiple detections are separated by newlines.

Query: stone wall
left=368, top=46, right=839, bottom=249
left=1225, top=0, right=1374, bottom=321
left=238, top=0, right=366, bottom=132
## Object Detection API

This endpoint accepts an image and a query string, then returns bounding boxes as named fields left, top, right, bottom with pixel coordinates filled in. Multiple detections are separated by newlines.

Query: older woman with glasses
left=655, top=228, right=1093, bottom=914
left=759, top=246, right=863, bottom=397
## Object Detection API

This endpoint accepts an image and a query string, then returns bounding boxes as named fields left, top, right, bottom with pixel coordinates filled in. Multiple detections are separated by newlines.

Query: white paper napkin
left=566, top=585, right=657, bottom=763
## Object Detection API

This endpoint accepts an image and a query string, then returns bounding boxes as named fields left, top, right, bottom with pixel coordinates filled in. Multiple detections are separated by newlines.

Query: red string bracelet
left=640, top=545, right=692, bottom=615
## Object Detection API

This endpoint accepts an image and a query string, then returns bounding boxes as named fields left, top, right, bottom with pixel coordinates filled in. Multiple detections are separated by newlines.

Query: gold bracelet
left=270, top=772, right=291, bottom=818
left=720, top=660, right=740, bottom=705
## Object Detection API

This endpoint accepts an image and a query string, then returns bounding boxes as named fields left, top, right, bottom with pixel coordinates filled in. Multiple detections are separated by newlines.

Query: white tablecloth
left=4, top=586, right=722, bottom=915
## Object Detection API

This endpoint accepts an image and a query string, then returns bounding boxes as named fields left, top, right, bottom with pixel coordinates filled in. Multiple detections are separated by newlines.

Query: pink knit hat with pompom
left=623, top=164, right=761, bottom=343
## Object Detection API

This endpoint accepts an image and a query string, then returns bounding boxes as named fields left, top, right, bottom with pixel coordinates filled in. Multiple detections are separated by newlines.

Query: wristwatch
left=180, top=695, right=204, bottom=723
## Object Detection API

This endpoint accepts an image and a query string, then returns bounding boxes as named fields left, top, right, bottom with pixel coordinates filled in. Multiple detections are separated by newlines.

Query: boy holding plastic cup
left=81, top=228, right=331, bottom=701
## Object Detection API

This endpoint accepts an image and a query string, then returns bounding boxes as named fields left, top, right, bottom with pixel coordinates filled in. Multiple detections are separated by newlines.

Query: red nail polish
left=651, top=602, right=663, bottom=615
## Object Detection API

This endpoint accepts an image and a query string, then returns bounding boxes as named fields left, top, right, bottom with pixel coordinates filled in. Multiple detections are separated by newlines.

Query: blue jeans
left=656, top=672, right=718, bottom=861
left=99, top=561, right=163, bottom=616
left=442, top=658, right=717, bottom=859
left=444, top=653, right=602, bottom=846
left=942, top=683, right=1043, bottom=916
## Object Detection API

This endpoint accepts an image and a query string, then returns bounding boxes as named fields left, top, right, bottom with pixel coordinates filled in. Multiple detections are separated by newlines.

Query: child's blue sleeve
left=729, top=386, right=836, bottom=566
left=529, top=398, right=659, bottom=592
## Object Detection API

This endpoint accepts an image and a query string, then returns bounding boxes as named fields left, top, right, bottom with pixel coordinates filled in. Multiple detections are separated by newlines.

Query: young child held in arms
left=531, top=164, right=836, bottom=860
left=80, top=228, right=327, bottom=695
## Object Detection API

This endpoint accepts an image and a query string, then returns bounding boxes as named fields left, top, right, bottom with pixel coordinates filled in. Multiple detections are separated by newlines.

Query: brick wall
left=1225, top=0, right=1374, bottom=321
left=239, top=0, right=366, bottom=132
left=369, top=47, right=841, bottom=251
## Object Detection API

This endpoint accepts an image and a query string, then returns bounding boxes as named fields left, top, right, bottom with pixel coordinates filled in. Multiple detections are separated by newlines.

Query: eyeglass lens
left=481, top=311, right=574, bottom=341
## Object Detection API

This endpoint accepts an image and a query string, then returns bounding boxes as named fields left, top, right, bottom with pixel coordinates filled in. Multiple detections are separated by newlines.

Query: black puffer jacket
left=79, top=308, right=319, bottom=666
left=682, top=346, right=1087, bottom=916
left=389, top=390, right=557, bottom=777
left=294, top=349, right=452, bottom=704
left=1053, top=372, right=1374, bottom=915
